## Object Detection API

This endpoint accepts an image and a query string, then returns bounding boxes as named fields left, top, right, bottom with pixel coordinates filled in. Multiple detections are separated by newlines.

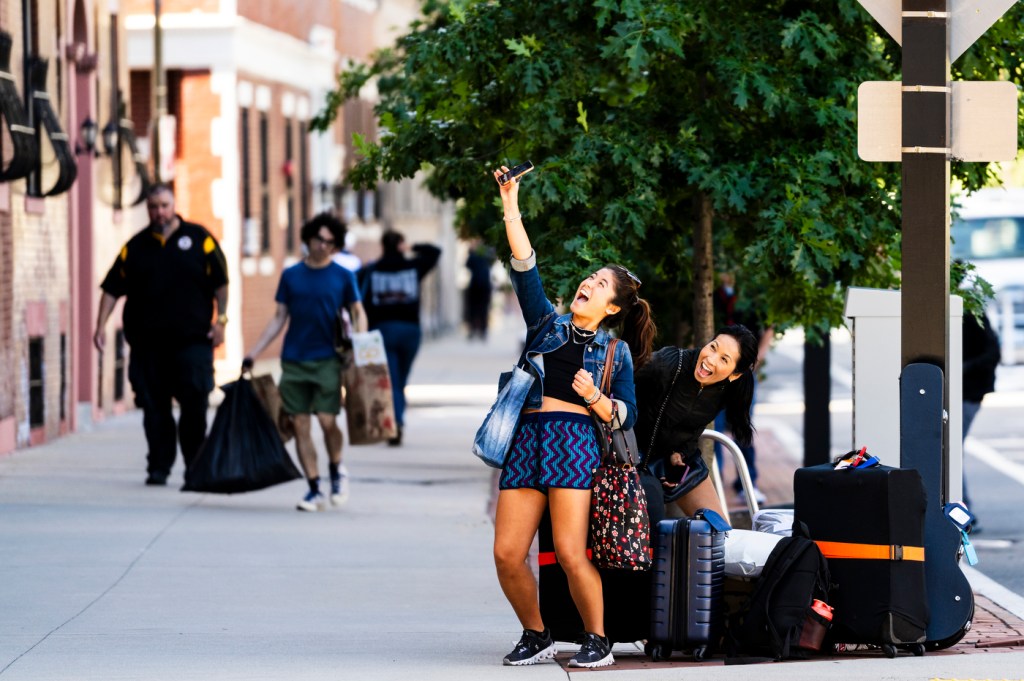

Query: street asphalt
left=2, top=316, right=1024, bottom=680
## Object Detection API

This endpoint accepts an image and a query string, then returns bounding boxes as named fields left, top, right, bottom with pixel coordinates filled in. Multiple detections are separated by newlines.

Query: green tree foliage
left=313, top=0, right=1024, bottom=343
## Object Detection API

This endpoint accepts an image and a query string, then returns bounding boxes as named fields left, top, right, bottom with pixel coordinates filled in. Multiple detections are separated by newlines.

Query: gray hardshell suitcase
left=647, top=509, right=730, bottom=661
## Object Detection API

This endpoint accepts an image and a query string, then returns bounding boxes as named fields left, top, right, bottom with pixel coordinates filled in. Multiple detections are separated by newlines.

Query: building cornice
left=125, top=14, right=339, bottom=90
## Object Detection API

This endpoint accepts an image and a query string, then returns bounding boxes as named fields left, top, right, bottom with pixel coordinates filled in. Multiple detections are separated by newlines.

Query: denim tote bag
left=472, top=365, right=534, bottom=468
left=473, top=366, right=532, bottom=466
left=472, top=311, right=554, bottom=468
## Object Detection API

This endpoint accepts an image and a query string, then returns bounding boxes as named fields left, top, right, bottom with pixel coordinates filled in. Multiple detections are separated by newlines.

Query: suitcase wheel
left=882, top=644, right=897, bottom=659
left=693, top=646, right=709, bottom=662
left=645, top=641, right=670, bottom=662
left=911, top=643, right=925, bottom=657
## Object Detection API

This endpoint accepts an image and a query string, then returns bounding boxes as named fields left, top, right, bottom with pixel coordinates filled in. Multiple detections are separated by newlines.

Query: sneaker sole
left=502, top=643, right=556, bottom=666
left=568, top=652, right=614, bottom=668
left=330, top=493, right=349, bottom=507
left=296, top=501, right=323, bottom=512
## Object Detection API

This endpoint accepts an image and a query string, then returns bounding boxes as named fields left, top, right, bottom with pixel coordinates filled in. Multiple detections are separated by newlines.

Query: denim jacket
left=509, top=251, right=637, bottom=430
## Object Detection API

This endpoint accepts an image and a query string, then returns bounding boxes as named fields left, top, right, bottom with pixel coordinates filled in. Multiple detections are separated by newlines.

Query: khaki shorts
left=279, top=358, right=343, bottom=415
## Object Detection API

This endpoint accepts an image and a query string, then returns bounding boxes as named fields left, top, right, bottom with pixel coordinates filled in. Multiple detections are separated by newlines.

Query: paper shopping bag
left=344, top=331, right=399, bottom=445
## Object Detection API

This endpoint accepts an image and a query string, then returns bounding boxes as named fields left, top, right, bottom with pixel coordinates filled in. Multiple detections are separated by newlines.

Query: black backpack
left=727, top=532, right=832, bottom=662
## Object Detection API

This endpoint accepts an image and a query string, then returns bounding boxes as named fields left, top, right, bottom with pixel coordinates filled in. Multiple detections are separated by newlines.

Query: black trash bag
left=183, top=377, right=302, bottom=493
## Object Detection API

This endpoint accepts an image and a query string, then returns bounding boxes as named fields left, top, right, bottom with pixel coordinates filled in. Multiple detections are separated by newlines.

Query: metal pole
left=900, top=0, right=950, bottom=490
left=152, top=0, right=164, bottom=184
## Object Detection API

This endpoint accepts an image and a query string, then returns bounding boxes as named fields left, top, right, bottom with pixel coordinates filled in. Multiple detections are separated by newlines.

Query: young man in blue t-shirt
left=244, top=214, right=367, bottom=511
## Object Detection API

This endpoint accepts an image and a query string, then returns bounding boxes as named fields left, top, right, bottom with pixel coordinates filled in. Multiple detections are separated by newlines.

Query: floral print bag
left=589, top=339, right=652, bottom=571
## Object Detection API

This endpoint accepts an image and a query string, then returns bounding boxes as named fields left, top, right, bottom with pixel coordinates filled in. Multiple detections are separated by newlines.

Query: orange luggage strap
left=815, top=540, right=925, bottom=562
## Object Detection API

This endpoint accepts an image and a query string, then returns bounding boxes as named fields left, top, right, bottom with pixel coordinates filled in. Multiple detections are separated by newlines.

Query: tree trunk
left=693, top=192, right=715, bottom=346
left=693, top=192, right=717, bottom=480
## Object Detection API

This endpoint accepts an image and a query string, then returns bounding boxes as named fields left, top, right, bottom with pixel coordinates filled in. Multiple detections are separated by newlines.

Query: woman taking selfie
left=490, top=165, right=655, bottom=668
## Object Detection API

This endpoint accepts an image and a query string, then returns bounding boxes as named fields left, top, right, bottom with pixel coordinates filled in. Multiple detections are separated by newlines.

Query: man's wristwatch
left=216, top=314, right=228, bottom=325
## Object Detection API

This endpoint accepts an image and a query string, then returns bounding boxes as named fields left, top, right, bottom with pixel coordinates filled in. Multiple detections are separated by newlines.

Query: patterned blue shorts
left=499, top=412, right=601, bottom=492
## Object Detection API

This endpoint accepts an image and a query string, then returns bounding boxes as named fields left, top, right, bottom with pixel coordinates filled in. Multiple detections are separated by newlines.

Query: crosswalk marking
left=966, top=437, right=1024, bottom=488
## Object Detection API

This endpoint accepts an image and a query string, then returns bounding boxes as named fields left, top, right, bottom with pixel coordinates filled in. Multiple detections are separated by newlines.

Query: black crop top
left=543, top=340, right=589, bottom=407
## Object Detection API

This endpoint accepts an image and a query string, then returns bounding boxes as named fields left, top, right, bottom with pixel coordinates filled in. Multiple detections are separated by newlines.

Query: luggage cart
left=701, top=429, right=759, bottom=526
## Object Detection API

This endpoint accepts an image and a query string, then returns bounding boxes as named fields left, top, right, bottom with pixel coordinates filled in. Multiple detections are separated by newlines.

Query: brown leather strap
left=600, top=338, right=618, bottom=394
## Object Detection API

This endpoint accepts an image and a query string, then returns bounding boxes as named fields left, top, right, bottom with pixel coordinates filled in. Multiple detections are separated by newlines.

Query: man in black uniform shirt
left=93, top=184, right=229, bottom=485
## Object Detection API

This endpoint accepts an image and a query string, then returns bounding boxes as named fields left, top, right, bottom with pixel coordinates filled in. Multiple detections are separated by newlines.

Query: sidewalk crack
left=0, top=497, right=204, bottom=677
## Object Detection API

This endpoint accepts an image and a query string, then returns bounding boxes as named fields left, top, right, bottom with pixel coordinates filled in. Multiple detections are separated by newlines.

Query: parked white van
left=951, top=186, right=1024, bottom=364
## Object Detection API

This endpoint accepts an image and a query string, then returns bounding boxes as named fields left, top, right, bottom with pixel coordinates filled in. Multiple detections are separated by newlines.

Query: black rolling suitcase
left=537, top=509, right=651, bottom=645
left=647, top=509, right=730, bottom=661
left=794, top=461, right=929, bottom=657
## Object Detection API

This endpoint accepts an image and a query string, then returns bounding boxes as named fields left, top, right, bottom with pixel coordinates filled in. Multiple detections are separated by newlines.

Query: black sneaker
left=502, top=628, right=555, bottom=666
left=568, top=632, right=613, bottom=668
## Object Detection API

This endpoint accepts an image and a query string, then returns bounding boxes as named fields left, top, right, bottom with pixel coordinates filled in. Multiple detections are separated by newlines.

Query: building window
left=29, top=337, right=44, bottom=428
left=259, top=111, right=270, bottom=254
left=129, top=70, right=152, bottom=138
left=59, top=333, right=67, bottom=422
left=237, top=106, right=258, bottom=254
left=114, top=330, right=126, bottom=402
left=298, top=121, right=309, bottom=223
left=285, top=118, right=295, bottom=253
left=240, top=107, right=256, bottom=256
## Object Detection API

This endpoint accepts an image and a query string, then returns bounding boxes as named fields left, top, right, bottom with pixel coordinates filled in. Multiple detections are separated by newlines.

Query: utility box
left=843, top=288, right=963, bottom=501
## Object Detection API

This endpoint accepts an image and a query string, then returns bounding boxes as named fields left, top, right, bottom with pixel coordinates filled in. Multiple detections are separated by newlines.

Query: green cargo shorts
left=279, top=357, right=343, bottom=415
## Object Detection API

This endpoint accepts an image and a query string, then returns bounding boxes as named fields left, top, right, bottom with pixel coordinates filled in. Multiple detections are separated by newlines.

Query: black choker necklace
left=570, top=320, right=597, bottom=345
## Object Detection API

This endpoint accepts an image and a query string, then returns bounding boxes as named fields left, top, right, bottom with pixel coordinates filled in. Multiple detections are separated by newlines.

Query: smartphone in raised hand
left=497, top=161, right=535, bottom=186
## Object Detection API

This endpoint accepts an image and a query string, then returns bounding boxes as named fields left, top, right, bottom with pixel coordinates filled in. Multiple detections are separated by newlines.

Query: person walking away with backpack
left=490, top=164, right=656, bottom=668
left=358, top=230, right=441, bottom=446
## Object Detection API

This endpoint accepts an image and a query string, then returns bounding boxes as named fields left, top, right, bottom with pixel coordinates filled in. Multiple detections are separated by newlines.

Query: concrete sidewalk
left=2, top=320, right=1024, bottom=680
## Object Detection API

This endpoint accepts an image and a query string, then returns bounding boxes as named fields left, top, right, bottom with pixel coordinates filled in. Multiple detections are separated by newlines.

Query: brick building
left=2, top=0, right=457, bottom=454
left=122, top=0, right=458, bottom=380
left=2, top=0, right=148, bottom=454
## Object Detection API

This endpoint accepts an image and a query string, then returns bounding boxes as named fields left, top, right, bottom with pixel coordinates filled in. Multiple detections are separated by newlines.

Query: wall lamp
left=101, top=120, right=119, bottom=156
left=76, top=117, right=98, bottom=156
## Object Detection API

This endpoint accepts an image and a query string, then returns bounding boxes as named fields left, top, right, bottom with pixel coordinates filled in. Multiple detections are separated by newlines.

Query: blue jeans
left=962, top=400, right=982, bottom=509
left=375, top=321, right=422, bottom=428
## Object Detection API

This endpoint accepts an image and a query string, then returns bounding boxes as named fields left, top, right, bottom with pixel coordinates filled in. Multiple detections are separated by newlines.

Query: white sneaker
left=330, top=465, right=350, bottom=507
left=297, top=490, right=325, bottom=512
left=738, top=487, right=768, bottom=505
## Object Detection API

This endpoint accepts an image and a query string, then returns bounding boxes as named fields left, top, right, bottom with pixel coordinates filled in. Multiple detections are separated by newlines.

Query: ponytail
left=723, top=372, right=754, bottom=447
left=603, top=264, right=657, bottom=368
left=717, top=324, right=759, bottom=447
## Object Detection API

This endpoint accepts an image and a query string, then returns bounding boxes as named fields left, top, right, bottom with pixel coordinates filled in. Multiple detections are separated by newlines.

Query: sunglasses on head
left=613, top=266, right=642, bottom=287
